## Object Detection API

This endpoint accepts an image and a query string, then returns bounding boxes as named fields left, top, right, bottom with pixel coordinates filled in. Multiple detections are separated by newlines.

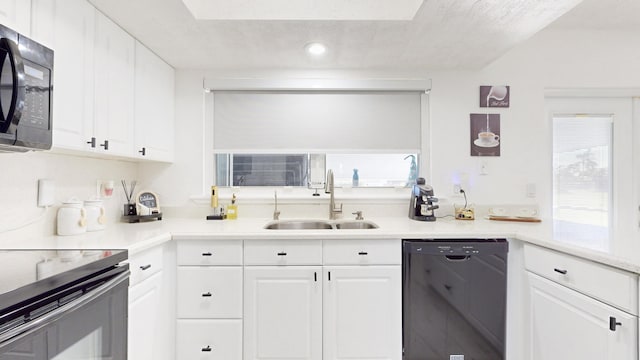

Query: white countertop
left=2, top=216, right=639, bottom=274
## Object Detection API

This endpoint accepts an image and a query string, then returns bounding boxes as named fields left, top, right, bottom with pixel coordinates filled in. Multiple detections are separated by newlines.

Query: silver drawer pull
left=553, top=268, right=567, bottom=275
left=140, top=264, right=151, bottom=271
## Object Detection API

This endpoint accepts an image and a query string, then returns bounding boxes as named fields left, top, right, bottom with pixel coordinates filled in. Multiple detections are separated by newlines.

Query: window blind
left=212, top=91, right=422, bottom=151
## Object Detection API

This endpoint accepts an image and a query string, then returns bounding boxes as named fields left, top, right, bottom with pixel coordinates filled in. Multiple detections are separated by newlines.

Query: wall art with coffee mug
left=480, top=85, right=509, bottom=107
left=470, top=113, right=500, bottom=156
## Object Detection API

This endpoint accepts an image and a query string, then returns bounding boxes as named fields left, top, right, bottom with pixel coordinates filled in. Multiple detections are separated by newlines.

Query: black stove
left=0, top=249, right=129, bottom=359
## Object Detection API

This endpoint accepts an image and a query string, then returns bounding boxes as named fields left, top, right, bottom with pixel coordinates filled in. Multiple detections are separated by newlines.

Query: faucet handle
left=352, top=211, right=364, bottom=220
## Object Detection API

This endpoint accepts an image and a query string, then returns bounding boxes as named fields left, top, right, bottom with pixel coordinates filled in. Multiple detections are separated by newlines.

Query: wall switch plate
left=37, top=179, right=55, bottom=207
left=479, top=160, right=489, bottom=175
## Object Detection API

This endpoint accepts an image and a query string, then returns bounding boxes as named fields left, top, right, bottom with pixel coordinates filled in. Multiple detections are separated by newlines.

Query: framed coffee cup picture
left=470, top=113, right=501, bottom=156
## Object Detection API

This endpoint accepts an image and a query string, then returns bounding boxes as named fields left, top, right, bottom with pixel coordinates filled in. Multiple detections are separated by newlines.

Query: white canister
left=57, top=199, right=87, bottom=236
left=84, top=199, right=106, bottom=231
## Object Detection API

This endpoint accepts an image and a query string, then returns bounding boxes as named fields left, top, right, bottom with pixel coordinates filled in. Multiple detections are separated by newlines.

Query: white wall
left=0, top=152, right=138, bottom=242
left=155, top=28, right=640, bottom=209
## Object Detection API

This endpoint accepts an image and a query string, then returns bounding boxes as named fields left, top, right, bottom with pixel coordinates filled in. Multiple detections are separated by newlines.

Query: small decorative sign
left=470, top=113, right=500, bottom=157
left=480, top=85, right=510, bottom=108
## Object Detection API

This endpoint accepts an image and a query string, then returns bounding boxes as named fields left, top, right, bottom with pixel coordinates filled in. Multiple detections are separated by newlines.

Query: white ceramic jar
left=57, top=199, right=87, bottom=236
left=84, top=199, right=106, bottom=231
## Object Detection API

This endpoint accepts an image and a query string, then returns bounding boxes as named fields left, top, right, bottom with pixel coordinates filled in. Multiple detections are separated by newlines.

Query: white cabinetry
left=134, top=41, right=174, bottom=161
left=244, top=266, right=322, bottom=360
left=93, top=12, right=135, bottom=156
left=176, top=240, right=243, bottom=360
left=524, top=244, right=638, bottom=360
left=128, top=245, right=173, bottom=360
left=323, top=239, right=402, bottom=360
left=242, top=239, right=402, bottom=360
left=0, top=0, right=30, bottom=35
left=30, top=0, right=96, bottom=152
left=323, top=266, right=401, bottom=360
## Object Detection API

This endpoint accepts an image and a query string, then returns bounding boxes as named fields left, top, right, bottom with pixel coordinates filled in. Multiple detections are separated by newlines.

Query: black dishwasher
left=402, top=239, right=508, bottom=360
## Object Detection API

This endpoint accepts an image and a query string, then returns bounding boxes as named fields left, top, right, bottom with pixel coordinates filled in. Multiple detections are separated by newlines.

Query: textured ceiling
left=547, top=0, right=640, bottom=31
left=89, top=0, right=584, bottom=70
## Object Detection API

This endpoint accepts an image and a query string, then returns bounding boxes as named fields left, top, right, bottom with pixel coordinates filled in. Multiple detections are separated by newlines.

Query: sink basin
left=264, top=220, right=333, bottom=230
left=334, top=221, right=379, bottom=230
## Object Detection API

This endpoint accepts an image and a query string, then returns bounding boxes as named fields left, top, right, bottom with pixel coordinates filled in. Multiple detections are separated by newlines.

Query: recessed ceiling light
left=305, top=43, right=327, bottom=56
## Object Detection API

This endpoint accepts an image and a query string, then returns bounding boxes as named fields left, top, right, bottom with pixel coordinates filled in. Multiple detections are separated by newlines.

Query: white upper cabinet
left=0, top=0, right=31, bottom=35
left=31, top=0, right=96, bottom=152
left=134, top=41, right=175, bottom=162
left=93, top=12, right=135, bottom=157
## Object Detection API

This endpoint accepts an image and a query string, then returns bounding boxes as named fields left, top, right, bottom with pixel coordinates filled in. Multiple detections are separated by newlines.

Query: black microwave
left=0, top=24, right=53, bottom=152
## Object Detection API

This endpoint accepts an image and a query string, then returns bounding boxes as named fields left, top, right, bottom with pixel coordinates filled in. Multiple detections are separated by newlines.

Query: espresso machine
left=408, top=178, right=439, bottom=221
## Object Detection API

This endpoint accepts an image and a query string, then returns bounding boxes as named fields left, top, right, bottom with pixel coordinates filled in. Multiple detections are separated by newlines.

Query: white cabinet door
left=528, top=272, right=638, bottom=360
left=0, top=0, right=30, bottom=35
left=244, top=266, right=322, bottom=360
left=323, top=266, right=402, bottom=360
left=129, top=271, right=164, bottom=360
left=134, top=41, right=174, bottom=162
left=31, top=0, right=96, bottom=152
left=93, top=11, right=134, bottom=156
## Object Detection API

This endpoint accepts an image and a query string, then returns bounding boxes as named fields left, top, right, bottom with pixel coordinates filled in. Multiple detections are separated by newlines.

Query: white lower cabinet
left=524, top=244, right=639, bottom=360
left=128, top=244, right=173, bottom=360
left=129, top=271, right=164, bottom=359
left=176, top=239, right=243, bottom=360
left=243, top=266, right=322, bottom=360
left=528, top=273, right=638, bottom=360
left=176, top=319, right=243, bottom=360
left=323, top=266, right=402, bottom=360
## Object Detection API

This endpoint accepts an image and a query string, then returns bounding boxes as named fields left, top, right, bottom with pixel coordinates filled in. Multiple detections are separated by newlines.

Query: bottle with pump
left=405, top=155, right=418, bottom=186
left=352, top=169, right=359, bottom=187
left=226, top=193, right=238, bottom=220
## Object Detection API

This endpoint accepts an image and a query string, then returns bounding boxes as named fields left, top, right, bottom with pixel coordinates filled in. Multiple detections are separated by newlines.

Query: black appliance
left=408, top=178, right=438, bottom=221
left=0, top=249, right=129, bottom=359
left=402, top=239, right=508, bottom=360
left=0, top=24, right=53, bottom=152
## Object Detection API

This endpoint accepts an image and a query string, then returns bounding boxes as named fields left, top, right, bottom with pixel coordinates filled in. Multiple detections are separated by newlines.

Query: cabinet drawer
left=323, top=239, right=400, bottom=265
left=244, top=239, right=322, bottom=265
left=177, top=239, right=243, bottom=266
left=177, top=267, right=242, bottom=318
left=129, top=245, right=163, bottom=287
left=177, top=319, right=242, bottom=360
left=524, top=244, right=638, bottom=314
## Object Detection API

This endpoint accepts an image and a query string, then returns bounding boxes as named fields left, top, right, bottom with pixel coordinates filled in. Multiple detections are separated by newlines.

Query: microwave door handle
left=0, top=38, right=25, bottom=133
left=0, top=270, right=130, bottom=347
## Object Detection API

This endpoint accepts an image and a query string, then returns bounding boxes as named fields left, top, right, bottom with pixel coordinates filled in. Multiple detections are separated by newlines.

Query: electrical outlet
left=526, top=183, right=537, bottom=198
left=453, top=183, right=462, bottom=195
left=37, top=179, right=55, bottom=207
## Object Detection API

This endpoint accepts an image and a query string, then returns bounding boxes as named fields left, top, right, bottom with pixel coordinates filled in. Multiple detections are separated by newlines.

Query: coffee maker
left=408, top=178, right=439, bottom=221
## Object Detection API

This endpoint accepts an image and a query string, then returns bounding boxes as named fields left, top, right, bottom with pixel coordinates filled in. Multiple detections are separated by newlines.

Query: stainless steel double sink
left=264, top=220, right=379, bottom=230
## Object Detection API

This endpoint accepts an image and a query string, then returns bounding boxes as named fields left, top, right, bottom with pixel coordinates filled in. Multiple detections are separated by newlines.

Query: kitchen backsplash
left=0, top=151, right=138, bottom=241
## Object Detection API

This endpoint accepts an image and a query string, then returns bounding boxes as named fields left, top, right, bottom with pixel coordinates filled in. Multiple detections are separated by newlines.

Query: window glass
left=552, top=115, right=612, bottom=251
left=214, top=153, right=419, bottom=188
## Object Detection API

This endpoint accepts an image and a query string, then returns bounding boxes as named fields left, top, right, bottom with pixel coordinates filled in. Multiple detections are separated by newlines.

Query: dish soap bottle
left=226, top=193, right=238, bottom=220
left=352, top=169, right=359, bottom=187
left=404, top=155, right=417, bottom=186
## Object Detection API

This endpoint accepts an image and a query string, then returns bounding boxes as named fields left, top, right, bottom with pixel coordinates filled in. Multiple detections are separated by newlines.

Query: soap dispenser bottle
left=352, top=169, right=359, bottom=187
left=226, top=193, right=238, bottom=220
left=405, top=155, right=417, bottom=185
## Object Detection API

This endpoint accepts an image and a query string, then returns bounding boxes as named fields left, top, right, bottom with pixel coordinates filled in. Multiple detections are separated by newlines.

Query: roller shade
left=212, top=91, right=422, bottom=151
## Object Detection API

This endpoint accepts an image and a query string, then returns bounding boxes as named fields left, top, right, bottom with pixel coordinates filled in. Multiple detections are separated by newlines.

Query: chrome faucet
left=326, top=169, right=342, bottom=220
left=273, top=190, right=280, bottom=220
